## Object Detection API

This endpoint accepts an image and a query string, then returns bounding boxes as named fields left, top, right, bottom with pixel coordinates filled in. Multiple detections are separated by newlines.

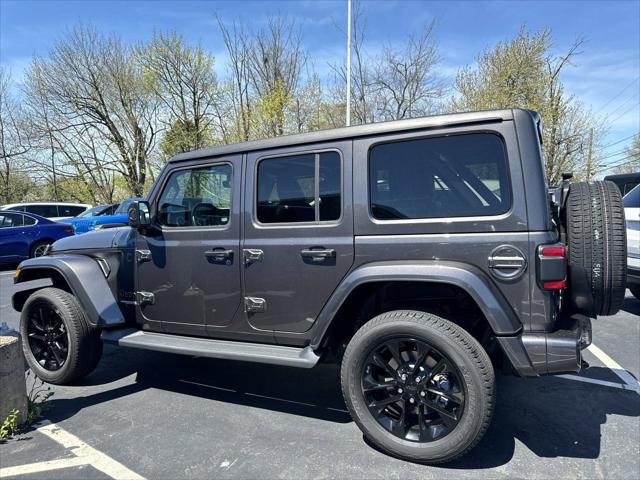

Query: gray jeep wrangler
left=13, top=109, right=627, bottom=464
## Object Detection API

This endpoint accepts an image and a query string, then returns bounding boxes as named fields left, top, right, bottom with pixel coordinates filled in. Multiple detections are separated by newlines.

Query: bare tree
left=374, top=20, right=445, bottom=120
left=0, top=67, right=34, bottom=203
left=246, top=15, right=307, bottom=136
left=217, top=15, right=253, bottom=142
left=24, top=26, right=160, bottom=197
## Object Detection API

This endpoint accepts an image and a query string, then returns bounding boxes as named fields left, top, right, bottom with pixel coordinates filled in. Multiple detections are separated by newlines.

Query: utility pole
left=586, top=127, right=594, bottom=180
left=346, top=0, right=352, bottom=127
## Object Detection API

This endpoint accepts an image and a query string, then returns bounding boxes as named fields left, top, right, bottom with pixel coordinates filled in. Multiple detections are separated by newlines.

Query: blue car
left=65, top=197, right=143, bottom=234
left=0, top=210, right=74, bottom=264
left=60, top=203, right=119, bottom=232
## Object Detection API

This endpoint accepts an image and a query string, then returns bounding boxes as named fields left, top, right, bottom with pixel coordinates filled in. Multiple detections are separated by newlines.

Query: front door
left=243, top=141, right=354, bottom=335
left=136, top=156, right=242, bottom=337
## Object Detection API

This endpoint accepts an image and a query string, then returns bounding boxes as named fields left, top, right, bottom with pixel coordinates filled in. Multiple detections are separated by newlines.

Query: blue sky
left=1, top=0, right=638, bottom=172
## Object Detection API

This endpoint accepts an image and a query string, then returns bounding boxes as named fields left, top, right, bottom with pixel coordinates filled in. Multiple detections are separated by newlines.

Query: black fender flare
left=12, top=255, right=125, bottom=328
left=309, top=260, right=522, bottom=349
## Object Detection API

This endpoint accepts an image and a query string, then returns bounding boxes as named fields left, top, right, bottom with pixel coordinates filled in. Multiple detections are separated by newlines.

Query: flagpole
left=346, top=0, right=352, bottom=127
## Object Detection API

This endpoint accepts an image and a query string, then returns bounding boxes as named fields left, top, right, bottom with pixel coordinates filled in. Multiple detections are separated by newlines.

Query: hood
left=51, top=226, right=134, bottom=252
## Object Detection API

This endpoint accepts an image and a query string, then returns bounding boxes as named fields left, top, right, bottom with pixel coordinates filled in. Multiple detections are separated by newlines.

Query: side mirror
left=128, top=201, right=151, bottom=228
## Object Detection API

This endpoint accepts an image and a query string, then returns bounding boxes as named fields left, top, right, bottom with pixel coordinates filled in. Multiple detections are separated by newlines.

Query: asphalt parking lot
left=1, top=267, right=639, bottom=479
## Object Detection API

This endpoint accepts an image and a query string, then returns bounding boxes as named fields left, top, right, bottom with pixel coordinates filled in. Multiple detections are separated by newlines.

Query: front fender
left=13, top=255, right=125, bottom=328
left=310, top=260, right=522, bottom=349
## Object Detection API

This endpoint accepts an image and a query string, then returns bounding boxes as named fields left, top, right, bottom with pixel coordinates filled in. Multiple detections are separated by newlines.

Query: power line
left=595, top=76, right=640, bottom=115
left=593, top=133, right=638, bottom=152
left=608, top=100, right=640, bottom=125
left=602, top=91, right=639, bottom=121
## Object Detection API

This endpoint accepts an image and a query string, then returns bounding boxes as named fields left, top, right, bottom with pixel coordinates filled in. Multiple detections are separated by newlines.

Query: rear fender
left=13, top=255, right=125, bottom=328
left=310, top=260, right=523, bottom=349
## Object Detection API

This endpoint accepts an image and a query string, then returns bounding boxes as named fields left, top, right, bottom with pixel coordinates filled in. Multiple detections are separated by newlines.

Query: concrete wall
left=0, top=335, right=27, bottom=425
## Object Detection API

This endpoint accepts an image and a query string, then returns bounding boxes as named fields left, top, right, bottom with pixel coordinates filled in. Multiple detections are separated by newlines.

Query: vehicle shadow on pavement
left=448, top=372, right=640, bottom=469
left=41, top=345, right=640, bottom=469
left=47, top=345, right=351, bottom=423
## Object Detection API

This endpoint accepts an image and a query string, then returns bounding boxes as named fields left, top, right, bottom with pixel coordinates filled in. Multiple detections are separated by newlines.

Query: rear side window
left=60, top=205, right=88, bottom=217
left=22, top=215, right=37, bottom=226
left=26, top=204, right=59, bottom=218
left=369, top=133, right=510, bottom=220
left=257, top=151, right=341, bottom=224
left=0, top=213, right=24, bottom=227
left=157, top=164, right=232, bottom=227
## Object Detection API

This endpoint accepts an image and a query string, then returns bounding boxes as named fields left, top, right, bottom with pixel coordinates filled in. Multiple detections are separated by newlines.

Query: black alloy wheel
left=361, top=337, right=465, bottom=443
left=26, top=299, right=70, bottom=371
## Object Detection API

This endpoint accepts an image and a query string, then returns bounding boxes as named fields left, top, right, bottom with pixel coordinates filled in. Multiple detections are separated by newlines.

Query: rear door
left=243, top=141, right=354, bottom=335
left=0, top=212, right=30, bottom=261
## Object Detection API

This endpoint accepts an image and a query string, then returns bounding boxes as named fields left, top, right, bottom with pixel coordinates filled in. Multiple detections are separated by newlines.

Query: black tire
left=341, top=310, right=495, bottom=464
left=564, top=181, right=626, bottom=317
left=30, top=240, right=52, bottom=258
left=20, top=287, right=103, bottom=384
left=630, top=285, right=640, bottom=300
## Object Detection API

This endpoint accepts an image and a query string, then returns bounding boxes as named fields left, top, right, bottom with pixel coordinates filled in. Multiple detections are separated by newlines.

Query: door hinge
left=244, top=296, right=266, bottom=313
left=136, top=249, right=152, bottom=264
left=136, top=291, right=155, bottom=306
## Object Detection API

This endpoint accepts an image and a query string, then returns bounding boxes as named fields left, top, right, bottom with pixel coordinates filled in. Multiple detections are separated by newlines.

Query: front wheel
left=341, top=310, right=495, bottom=464
left=20, top=287, right=103, bottom=385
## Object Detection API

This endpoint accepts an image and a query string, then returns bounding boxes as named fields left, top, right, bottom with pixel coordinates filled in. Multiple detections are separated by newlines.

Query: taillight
left=540, top=246, right=566, bottom=258
left=537, top=244, right=567, bottom=290
left=64, top=225, right=74, bottom=234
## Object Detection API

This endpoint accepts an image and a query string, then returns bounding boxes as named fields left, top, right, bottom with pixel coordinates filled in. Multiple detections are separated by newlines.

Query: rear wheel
left=30, top=240, right=51, bottom=258
left=565, top=181, right=626, bottom=316
left=341, top=310, right=494, bottom=464
left=20, top=287, right=102, bottom=384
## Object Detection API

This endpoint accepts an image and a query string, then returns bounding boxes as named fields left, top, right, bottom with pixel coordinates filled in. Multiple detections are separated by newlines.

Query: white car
left=624, top=184, right=640, bottom=299
left=0, top=202, right=91, bottom=221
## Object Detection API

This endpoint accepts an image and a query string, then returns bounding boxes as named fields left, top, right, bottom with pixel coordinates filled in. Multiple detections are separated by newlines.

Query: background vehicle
left=60, top=203, right=119, bottom=233
left=0, top=202, right=91, bottom=221
left=624, top=184, right=640, bottom=298
left=605, top=172, right=640, bottom=196
left=12, top=109, right=627, bottom=464
left=0, top=210, right=73, bottom=263
left=68, top=198, right=141, bottom=234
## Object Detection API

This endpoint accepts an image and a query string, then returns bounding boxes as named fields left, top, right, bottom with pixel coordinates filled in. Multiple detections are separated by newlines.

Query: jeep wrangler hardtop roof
left=170, top=109, right=525, bottom=163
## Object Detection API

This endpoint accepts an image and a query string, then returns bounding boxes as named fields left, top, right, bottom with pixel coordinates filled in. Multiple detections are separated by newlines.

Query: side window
left=369, top=133, right=510, bottom=220
left=157, top=164, right=232, bottom=227
left=257, top=151, right=341, bottom=224
left=26, top=204, right=59, bottom=218
left=23, top=215, right=37, bottom=226
left=61, top=205, right=88, bottom=217
left=0, top=213, right=24, bottom=227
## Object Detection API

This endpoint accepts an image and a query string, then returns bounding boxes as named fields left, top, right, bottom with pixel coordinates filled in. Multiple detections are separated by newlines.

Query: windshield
left=623, top=185, right=640, bottom=208
left=77, top=205, right=108, bottom=218
left=115, top=198, right=136, bottom=214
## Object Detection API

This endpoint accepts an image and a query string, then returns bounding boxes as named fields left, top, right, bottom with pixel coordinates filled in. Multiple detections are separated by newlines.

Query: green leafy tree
left=450, top=26, right=603, bottom=184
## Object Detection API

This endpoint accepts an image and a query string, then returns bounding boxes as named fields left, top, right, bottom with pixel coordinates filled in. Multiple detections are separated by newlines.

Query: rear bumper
left=497, top=314, right=591, bottom=376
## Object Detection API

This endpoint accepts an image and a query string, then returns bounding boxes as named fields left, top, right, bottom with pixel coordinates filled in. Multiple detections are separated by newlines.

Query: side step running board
left=101, top=329, right=320, bottom=369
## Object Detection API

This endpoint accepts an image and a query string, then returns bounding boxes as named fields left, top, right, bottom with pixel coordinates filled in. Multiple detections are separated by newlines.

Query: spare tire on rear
left=564, top=181, right=626, bottom=317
